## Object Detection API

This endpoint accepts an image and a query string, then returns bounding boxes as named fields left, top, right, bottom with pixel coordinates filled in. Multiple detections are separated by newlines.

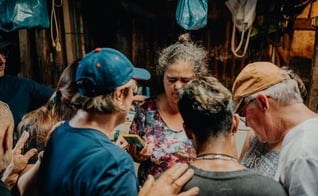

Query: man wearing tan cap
left=232, top=61, right=318, bottom=195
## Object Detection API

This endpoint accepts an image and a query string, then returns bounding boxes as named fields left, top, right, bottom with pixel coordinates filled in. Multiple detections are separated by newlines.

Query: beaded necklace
left=196, top=153, right=238, bottom=162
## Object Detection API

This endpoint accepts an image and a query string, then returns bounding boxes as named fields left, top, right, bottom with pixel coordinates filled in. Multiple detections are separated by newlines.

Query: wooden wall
left=6, top=0, right=318, bottom=111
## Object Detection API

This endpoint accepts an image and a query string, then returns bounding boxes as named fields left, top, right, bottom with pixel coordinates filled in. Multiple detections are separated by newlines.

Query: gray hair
left=156, top=34, right=209, bottom=78
left=247, top=78, right=303, bottom=105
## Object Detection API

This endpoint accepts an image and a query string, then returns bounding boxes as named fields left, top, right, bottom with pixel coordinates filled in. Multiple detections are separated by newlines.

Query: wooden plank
left=311, top=0, right=318, bottom=17
left=290, top=30, right=315, bottom=58
left=18, top=30, right=31, bottom=78
left=308, top=28, right=318, bottom=112
left=132, top=18, right=137, bottom=63
left=297, top=1, right=313, bottom=18
left=294, top=1, right=317, bottom=30
left=63, top=0, right=75, bottom=65
left=35, top=29, right=53, bottom=85
left=294, top=18, right=316, bottom=30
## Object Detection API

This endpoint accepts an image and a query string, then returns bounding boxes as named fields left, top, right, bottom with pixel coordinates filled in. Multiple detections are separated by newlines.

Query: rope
left=50, top=0, right=63, bottom=52
left=231, top=21, right=253, bottom=58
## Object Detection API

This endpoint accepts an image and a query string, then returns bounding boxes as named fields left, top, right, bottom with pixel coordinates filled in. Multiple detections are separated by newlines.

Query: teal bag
left=0, top=0, right=50, bottom=32
left=176, top=0, right=208, bottom=30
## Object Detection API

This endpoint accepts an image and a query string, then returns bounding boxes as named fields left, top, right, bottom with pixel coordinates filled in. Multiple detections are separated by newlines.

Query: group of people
left=0, top=31, right=318, bottom=196
left=0, top=35, right=199, bottom=196
left=0, top=35, right=55, bottom=146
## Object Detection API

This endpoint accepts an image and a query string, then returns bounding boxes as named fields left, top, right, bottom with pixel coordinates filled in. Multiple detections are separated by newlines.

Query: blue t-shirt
left=39, top=122, right=139, bottom=196
left=0, top=181, right=11, bottom=196
left=0, top=75, right=54, bottom=143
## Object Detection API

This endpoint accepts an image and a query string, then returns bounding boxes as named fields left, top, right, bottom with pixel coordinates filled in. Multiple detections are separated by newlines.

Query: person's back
left=39, top=122, right=138, bottom=195
left=275, top=116, right=318, bottom=195
left=183, top=166, right=286, bottom=195
left=177, top=76, right=287, bottom=196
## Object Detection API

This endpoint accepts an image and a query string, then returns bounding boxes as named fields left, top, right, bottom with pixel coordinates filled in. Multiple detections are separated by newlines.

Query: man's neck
left=69, top=110, right=120, bottom=138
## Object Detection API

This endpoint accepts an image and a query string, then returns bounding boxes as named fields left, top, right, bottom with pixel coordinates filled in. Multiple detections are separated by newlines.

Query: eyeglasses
left=239, top=116, right=246, bottom=124
left=237, top=97, right=255, bottom=125
left=0, top=49, right=9, bottom=59
left=237, top=97, right=255, bottom=118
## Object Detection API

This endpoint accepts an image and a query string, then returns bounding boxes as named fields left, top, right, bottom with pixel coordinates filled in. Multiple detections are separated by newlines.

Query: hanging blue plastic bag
left=0, top=0, right=50, bottom=32
left=176, top=0, right=208, bottom=30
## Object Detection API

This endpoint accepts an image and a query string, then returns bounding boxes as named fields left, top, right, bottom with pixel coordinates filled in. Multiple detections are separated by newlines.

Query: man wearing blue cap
left=0, top=34, right=54, bottom=145
left=37, top=48, right=199, bottom=196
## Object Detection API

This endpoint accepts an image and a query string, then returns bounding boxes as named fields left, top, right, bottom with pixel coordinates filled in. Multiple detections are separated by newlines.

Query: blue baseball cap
left=76, top=48, right=151, bottom=96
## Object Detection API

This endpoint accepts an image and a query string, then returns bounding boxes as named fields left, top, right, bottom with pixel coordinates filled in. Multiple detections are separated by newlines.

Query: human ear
left=255, top=93, right=269, bottom=111
left=114, top=88, right=125, bottom=102
left=231, top=114, right=239, bottom=134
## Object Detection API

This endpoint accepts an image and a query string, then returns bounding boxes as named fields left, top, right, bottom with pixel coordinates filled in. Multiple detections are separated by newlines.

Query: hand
left=115, top=132, right=129, bottom=150
left=133, top=95, right=148, bottom=102
left=138, top=163, right=199, bottom=196
left=130, top=95, right=147, bottom=110
left=128, top=142, right=153, bottom=162
left=17, top=151, right=44, bottom=196
left=1, top=131, right=37, bottom=190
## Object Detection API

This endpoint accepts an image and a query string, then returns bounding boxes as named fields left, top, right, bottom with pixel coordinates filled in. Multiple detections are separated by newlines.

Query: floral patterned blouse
left=129, top=96, right=196, bottom=184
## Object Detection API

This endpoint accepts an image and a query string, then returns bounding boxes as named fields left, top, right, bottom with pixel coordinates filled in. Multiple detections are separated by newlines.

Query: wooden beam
left=308, top=27, right=318, bottom=112
left=63, top=0, right=75, bottom=65
left=18, top=30, right=31, bottom=78
left=294, top=18, right=316, bottom=30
